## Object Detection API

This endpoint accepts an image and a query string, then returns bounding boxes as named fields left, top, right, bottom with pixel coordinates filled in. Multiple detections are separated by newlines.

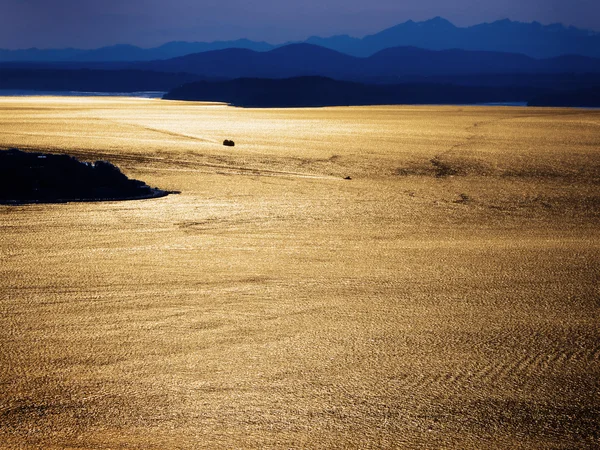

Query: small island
left=0, top=148, right=174, bottom=205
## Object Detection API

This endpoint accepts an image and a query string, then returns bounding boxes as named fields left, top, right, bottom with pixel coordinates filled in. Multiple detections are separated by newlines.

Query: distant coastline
left=2, top=89, right=597, bottom=109
left=0, top=90, right=166, bottom=98
left=162, top=76, right=552, bottom=108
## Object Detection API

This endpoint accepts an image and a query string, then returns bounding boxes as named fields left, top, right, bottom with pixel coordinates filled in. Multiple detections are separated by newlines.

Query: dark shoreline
left=0, top=148, right=177, bottom=205
left=0, top=189, right=175, bottom=206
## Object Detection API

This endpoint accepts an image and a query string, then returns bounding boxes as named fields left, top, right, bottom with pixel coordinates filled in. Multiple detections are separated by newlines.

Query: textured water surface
left=0, top=98, right=599, bottom=449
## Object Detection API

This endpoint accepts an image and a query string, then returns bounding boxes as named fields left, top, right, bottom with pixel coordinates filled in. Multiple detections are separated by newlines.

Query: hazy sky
left=1, top=0, right=599, bottom=49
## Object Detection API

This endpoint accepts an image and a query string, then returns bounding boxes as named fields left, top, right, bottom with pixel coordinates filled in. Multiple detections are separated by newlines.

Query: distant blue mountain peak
left=421, top=17, right=455, bottom=27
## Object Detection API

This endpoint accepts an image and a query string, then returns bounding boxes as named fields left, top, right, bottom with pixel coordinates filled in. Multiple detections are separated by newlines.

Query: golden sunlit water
left=1, top=97, right=599, bottom=449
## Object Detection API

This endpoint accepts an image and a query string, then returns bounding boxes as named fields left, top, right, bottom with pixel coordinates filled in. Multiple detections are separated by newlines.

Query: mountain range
left=134, top=44, right=600, bottom=80
left=306, top=17, right=600, bottom=59
left=3, top=44, right=600, bottom=96
left=1, top=18, right=600, bottom=62
left=3, top=17, right=600, bottom=107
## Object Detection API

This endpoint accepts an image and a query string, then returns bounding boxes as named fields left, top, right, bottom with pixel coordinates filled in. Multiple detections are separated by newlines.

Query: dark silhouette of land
left=2, top=66, right=598, bottom=99
left=3, top=45, right=600, bottom=84
left=2, top=43, right=599, bottom=107
left=163, top=76, right=551, bottom=107
left=1, top=18, right=599, bottom=61
left=383, top=73, right=600, bottom=89
left=528, top=87, right=600, bottom=107
left=0, top=149, right=173, bottom=204
left=137, top=44, right=600, bottom=80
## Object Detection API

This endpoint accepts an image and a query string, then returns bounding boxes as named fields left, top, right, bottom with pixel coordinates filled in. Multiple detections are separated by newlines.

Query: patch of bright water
left=0, top=98, right=599, bottom=449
